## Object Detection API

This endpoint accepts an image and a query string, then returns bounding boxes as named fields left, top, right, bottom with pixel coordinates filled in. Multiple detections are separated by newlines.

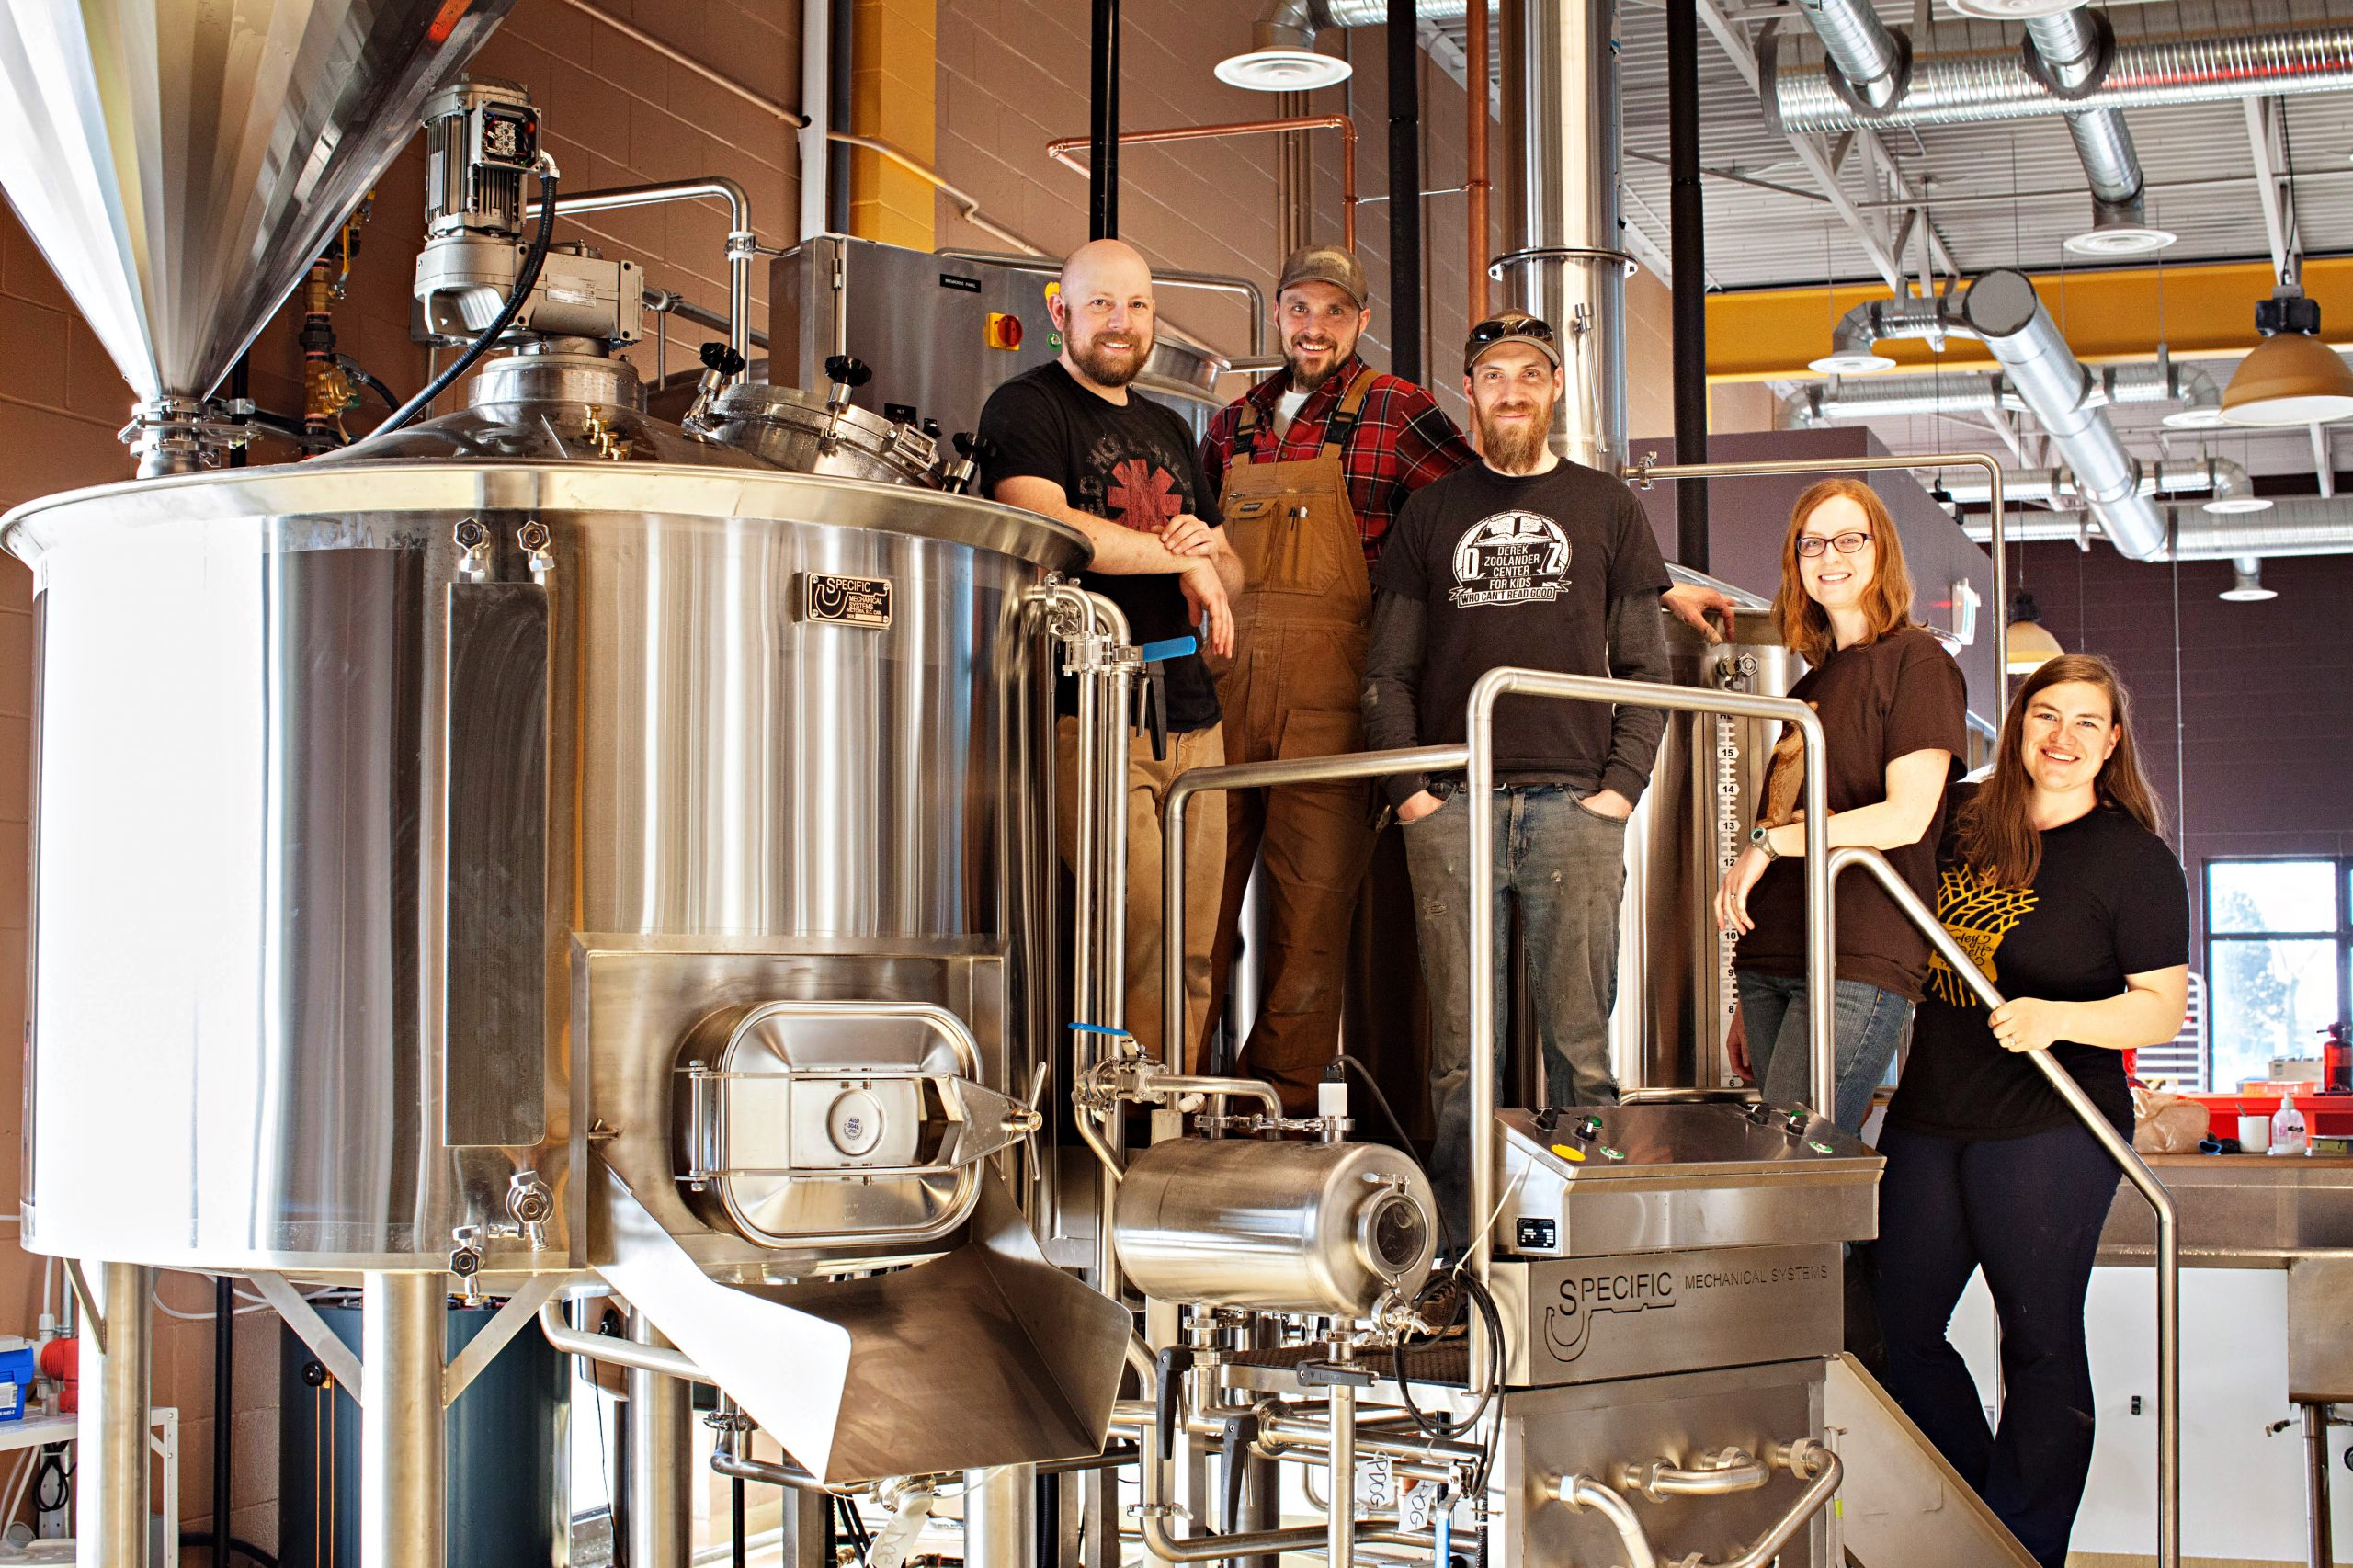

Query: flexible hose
left=378, top=152, right=563, bottom=433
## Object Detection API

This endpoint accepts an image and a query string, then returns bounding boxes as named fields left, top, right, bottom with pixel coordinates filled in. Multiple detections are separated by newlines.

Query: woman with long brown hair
left=1874, top=653, right=2189, bottom=1568
left=1715, top=477, right=1968, bottom=1131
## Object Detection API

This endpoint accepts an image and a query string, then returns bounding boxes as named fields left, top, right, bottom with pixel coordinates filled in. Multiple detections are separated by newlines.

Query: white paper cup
left=2237, top=1114, right=2272, bottom=1153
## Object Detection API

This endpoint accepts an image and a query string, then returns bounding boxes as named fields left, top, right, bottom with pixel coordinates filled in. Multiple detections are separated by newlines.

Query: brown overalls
left=1208, top=369, right=1380, bottom=1111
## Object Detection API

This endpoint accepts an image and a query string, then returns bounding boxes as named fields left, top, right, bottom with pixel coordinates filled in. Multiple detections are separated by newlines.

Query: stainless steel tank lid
left=467, top=346, right=642, bottom=409
left=1, top=461, right=1093, bottom=573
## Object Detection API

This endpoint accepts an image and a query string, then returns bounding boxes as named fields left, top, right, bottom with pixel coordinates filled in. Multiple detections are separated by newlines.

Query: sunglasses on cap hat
left=1464, top=314, right=1563, bottom=371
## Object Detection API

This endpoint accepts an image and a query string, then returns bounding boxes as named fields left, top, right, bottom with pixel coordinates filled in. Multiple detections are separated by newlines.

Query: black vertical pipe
left=1667, top=0, right=1709, bottom=571
left=213, top=1274, right=233, bottom=1558
left=1386, top=0, right=1424, bottom=384
left=731, top=1476, right=747, bottom=1568
left=1088, top=0, right=1120, bottom=238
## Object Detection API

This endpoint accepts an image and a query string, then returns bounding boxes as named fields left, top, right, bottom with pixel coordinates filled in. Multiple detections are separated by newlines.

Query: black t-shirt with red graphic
left=979, top=361, right=1222, bottom=731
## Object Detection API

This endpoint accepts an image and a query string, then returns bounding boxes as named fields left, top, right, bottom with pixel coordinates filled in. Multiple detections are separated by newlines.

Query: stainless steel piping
left=1163, top=744, right=1470, bottom=1061
left=1793, top=0, right=1910, bottom=112
left=362, top=1272, right=447, bottom=1568
left=1792, top=362, right=2219, bottom=426
left=1936, top=457, right=2250, bottom=509
left=1772, top=19, right=2353, bottom=134
left=1328, top=1380, right=1358, bottom=1568
left=1830, top=846, right=2178, bottom=1568
left=81, top=1262, right=153, bottom=1568
left=629, top=1312, right=694, bottom=1568
left=1964, top=494, right=2353, bottom=558
left=966, top=1463, right=1038, bottom=1568
left=538, top=1297, right=717, bottom=1384
left=2021, top=7, right=2148, bottom=230
left=1555, top=1475, right=1661, bottom=1568
left=1839, top=272, right=2166, bottom=561
left=529, top=178, right=755, bottom=366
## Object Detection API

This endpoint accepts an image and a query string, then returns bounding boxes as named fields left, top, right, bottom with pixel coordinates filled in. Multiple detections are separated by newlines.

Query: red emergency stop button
left=984, top=312, right=1023, bottom=350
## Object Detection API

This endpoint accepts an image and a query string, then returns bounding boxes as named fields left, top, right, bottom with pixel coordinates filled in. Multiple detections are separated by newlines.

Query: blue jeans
left=1735, top=969, right=1913, bottom=1135
left=1872, top=1121, right=2121, bottom=1568
left=1404, top=784, right=1627, bottom=1244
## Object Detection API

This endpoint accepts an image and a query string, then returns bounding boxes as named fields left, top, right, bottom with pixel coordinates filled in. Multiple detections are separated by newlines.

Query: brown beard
left=1283, top=335, right=1353, bottom=392
left=1476, top=403, right=1552, bottom=472
left=1071, top=327, right=1152, bottom=389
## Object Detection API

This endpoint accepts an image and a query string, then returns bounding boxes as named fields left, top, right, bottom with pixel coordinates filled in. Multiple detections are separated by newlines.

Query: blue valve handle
left=1135, top=635, right=1198, bottom=665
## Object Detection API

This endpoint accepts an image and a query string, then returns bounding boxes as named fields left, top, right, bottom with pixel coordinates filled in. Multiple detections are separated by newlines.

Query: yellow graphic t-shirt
left=1926, top=864, right=2039, bottom=1011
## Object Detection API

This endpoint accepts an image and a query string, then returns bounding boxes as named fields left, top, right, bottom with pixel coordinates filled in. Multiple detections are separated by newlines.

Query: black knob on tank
left=698, top=340, right=746, bottom=377
left=823, top=353, right=873, bottom=389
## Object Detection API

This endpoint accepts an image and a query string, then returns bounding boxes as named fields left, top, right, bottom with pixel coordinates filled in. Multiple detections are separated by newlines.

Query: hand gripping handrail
left=1830, top=846, right=2179, bottom=1568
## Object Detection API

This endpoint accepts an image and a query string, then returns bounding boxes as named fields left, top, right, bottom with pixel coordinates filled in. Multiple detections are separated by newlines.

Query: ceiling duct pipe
left=1831, top=270, right=2167, bottom=559
left=1790, top=0, right=1911, bottom=112
left=1219, top=0, right=1470, bottom=89
left=1769, top=18, right=2353, bottom=134
left=1090, top=0, right=1119, bottom=236
left=2020, top=7, right=2170, bottom=256
left=1962, top=496, right=2353, bottom=560
left=1791, top=362, right=2222, bottom=426
left=1960, top=269, right=2167, bottom=560
left=1937, top=457, right=2263, bottom=513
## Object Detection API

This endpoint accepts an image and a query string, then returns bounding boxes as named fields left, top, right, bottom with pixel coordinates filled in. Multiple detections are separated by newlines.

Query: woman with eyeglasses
left=1715, top=477, right=1968, bottom=1133
left=1873, top=654, right=2188, bottom=1567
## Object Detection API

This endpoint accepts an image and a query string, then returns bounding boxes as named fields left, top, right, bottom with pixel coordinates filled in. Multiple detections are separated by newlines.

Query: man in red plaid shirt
left=1195, top=246, right=1473, bottom=1112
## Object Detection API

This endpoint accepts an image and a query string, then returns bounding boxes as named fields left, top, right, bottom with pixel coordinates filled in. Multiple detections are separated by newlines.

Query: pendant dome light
left=2005, top=590, right=2064, bottom=675
left=2221, top=285, right=2353, bottom=427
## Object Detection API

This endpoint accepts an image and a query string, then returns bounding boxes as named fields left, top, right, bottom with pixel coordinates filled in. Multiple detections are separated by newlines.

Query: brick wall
left=2009, top=541, right=2353, bottom=950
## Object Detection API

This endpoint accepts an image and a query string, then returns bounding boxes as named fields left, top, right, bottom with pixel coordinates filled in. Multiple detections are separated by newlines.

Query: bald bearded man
left=978, top=240, right=1244, bottom=1071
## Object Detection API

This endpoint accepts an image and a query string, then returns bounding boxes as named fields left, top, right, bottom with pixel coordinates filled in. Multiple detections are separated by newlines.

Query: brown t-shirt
left=1734, top=625, right=1969, bottom=1000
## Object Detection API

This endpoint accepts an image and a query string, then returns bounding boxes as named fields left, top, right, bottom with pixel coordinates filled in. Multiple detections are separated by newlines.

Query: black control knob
left=1574, top=1113, right=1604, bottom=1142
left=698, top=340, right=746, bottom=377
left=822, top=353, right=872, bottom=389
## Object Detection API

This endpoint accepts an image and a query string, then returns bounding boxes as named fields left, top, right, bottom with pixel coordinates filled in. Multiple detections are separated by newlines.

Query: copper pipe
left=1467, top=0, right=1491, bottom=324
left=1047, top=116, right=1359, bottom=250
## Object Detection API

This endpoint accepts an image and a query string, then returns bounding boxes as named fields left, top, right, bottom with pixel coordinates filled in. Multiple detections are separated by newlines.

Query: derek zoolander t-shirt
left=1888, top=790, right=2188, bottom=1139
left=1370, top=460, right=1672, bottom=800
left=1734, top=627, right=1969, bottom=1000
left=977, top=361, right=1222, bottom=732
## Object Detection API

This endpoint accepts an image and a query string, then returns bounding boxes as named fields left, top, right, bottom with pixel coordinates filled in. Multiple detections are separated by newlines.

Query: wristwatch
left=1750, top=824, right=1780, bottom=859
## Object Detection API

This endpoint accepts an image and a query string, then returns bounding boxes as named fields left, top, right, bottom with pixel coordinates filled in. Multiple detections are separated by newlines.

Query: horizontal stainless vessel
left=4, top=449, right=1086, bottom=1274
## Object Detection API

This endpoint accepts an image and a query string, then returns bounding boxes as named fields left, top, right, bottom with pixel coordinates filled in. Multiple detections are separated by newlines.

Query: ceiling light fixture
left=2220, top=286, right=2353, bottom=426
left=1943, top=0, right=2082, bottom=16
left=1214, top=47, right=1350, bottom=92
left=2063, top=220, right=2177, bottom=258
left=2005, top=590, right=2064, bottom=674
left=2219, top=559, right=2279, bottom=602
left=1807, top=348, right=1897, bottom=376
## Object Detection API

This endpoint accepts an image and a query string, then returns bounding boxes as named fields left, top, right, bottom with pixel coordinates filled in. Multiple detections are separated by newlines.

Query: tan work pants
left=1054, top=717, right=1227, bottom=1073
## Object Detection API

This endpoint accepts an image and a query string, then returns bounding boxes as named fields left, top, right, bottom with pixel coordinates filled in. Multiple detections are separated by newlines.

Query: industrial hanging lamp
left=2005, top=590, right=2064, bottom=674
left=1215, top=12, right=1351, bottom=92
left=2221, top=285, right=2353, bottom=426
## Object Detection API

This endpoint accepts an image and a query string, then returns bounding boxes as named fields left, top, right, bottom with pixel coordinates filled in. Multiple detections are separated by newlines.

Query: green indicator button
left=1807, top=1139, right=1834, bottom=1153
left=1598, top=1145, right=1626, bottom=1161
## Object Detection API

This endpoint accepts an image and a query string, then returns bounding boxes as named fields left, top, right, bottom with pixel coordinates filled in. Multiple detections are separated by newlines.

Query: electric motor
left=1112, top=1138, right=1437, bottom=1318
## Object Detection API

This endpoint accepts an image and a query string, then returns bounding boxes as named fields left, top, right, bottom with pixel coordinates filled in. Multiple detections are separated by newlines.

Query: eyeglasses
left=1467, top=314, right=1556, bottom=347
left=1796, top=530, right=1874, bottom=558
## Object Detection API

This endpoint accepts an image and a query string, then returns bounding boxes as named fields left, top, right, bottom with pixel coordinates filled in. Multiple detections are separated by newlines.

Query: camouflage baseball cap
left=1276, top=244, right=1369, bottom=310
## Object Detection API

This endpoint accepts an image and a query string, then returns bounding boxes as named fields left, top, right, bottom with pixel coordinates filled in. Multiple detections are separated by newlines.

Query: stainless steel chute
left=0, top=0, right=517, bottom=406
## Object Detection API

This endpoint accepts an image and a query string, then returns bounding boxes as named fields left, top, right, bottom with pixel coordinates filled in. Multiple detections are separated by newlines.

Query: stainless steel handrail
left=1628, top=451, right=2009, bottom=722
left=1830, top=845, right=2179, bottom=1568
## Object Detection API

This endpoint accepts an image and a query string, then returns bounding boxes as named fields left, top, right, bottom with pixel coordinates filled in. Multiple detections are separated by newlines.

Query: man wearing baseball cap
left=1198, top=244, right=1476, bottom=1114
left=1362, top=311, right=1673, bottom=1243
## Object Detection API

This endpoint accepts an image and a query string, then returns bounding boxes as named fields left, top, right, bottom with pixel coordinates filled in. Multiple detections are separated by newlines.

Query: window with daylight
left=2204, top=858, right=2352, bottom=1094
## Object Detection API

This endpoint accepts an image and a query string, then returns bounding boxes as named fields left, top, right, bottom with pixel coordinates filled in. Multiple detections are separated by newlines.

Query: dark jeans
left=1736, top=969, right=1913, bottom=1135
left=1403, top=784, right=1627, bottom=1244
left=1872, top=1120, right=2122, bottom=1568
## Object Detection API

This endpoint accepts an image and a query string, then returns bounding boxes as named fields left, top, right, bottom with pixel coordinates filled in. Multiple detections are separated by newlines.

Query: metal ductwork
left=1792, top=362, right=2220, bottom=427
left=2019, top=7, right=2167, bottom=255
left=1793, top=0, right=1910, bottom=112
left=1960, top=270, right=2168, bottom=560
left=1936, top=457, right=2259, bottom=513
left=1770, top=19, right=2353, bottom=133
left=1963, top=496, right=2353, bottom=560
left=1240, top=0, right=1467, bottom=55
left=1827, top=270, right=2168, bottom=560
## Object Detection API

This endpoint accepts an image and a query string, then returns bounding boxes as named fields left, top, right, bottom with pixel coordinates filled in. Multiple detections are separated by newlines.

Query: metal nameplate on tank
left=1488, top=1243, right=1845, bottom=1388
left=1495, top=1102, right=1881, bottom=1258
left=801, top=571, right=893, bottom=629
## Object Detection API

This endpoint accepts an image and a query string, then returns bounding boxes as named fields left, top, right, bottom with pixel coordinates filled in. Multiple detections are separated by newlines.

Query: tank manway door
left=675, top=999, right=1042, bottom=1250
